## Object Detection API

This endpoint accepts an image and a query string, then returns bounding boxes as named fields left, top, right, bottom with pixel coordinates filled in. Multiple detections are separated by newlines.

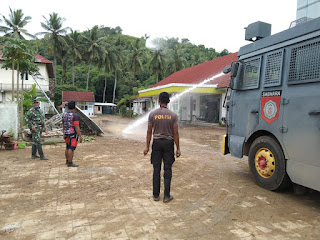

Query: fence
left=0, top=83, right=49, bottom=91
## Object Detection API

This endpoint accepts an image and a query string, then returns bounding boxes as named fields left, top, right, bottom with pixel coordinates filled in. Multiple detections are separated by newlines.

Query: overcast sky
left=1, top=0, right=297, bottom=52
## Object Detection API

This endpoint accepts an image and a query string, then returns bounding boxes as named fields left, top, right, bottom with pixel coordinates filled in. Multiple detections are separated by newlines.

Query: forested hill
left=28, top=24, right=230, bottom=106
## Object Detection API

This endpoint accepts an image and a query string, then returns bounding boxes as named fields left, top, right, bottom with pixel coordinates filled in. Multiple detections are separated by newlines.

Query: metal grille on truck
left=288, top=41, right=320, bottom=83
left=264, top=50, right=283, bottom=87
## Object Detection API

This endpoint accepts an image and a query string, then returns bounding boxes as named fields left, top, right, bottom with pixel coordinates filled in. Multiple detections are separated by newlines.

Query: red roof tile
left=0, top=51, right=55, bottom=78
left=35, top=54, right=53, bottom=64
left=0, top=51, right=53, bottom=64
left=151, top=52, right=238, bottom=89
left=34, top=55, right=54, bottom=78
left=62, top=91, right=95, bottom=102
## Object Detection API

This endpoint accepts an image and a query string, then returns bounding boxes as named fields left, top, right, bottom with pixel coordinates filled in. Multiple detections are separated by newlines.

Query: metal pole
left=31, top=73, right=61, bottom=120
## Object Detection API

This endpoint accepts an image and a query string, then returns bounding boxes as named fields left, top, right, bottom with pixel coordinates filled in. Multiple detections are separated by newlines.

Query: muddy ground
left=0, top=115, right=320, bottom=240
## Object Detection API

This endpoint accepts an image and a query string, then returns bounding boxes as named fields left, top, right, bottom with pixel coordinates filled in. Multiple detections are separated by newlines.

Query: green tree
left=219, top=49, right=230, bottom=57
left=150, top=49, right=166, bottom=83
left=0, top=37, right=39, bottom=137
left=128, top=38, right=144, bottom=76
left=37, top=12, right=69, bottom=84
left=112, top=36, right=124, bottom=103
left=167, top=46, right=186, bottom=74
left=0, top=37, right=37, bottom=100
left=66, top=29, right=82, bottom=85
left=0, top=7, right=35, bottom=39
left=57, top=39, right=69, bottom=84
left=100, top=39, right=121, bottom=103
left=23, top=84, right=47, bottom=114
left=83, top=25, right=105, bottom=90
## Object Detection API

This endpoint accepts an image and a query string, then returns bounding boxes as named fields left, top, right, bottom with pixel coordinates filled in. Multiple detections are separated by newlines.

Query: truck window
left=264, top=50, right=284, bottom=87
left=288, top=40, right=320, bottom=84
left=238, top=57, right=261, bottom=90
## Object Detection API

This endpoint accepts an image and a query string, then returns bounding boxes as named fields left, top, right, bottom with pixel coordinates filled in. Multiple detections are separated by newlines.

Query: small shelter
left=62, top=91, right=95, bottom=117
left=94, top=102, right=117, bottom=114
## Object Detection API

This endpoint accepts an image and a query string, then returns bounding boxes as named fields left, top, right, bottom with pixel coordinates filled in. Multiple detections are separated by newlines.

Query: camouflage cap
left=33, top=98, right=39, bottom=103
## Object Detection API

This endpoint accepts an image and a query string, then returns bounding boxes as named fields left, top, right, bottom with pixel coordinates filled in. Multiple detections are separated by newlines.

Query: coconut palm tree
left=99, top=37, right=122, bottom=103
left=0, top=7, right=35, bottom=39
left=167, top=46, right=186, bottom=74
left=57, top=38, right=70, bottom=84
left=37, top=12, right=69, bottom=84
left=82, top=26, right=105, bottom=90
left=150, top=49, right=166, bottom=82
left=66, top=29, right=82, bottom=85
left=128, top=38, right=144, bottom=76
left=112, top=36, right=124, bottom=103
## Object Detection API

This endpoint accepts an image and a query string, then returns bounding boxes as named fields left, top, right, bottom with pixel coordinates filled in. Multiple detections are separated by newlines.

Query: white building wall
left=0, top=102, right=19, bottom=138
left=180, top=95, right=190, bottom=121
left=0, top=62, right=50, bottom=101
left=78, top=102, right=94, bottom=116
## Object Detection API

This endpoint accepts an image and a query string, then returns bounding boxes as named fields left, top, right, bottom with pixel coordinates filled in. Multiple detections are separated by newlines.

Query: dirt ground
left=1, top=115, right=320, bottom=240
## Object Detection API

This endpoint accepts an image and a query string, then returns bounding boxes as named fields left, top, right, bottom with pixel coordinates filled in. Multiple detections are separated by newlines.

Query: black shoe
left=67, top=162, right=79, bottom=167
left=153, top=196, right=160, bottom=201
left=66, top=160, right=68, bottom=164
left=32, top=145, right=40, bottom=158
left=163, top=195, right=173, bottom=203
left=37, top=145, right=48, bottom=160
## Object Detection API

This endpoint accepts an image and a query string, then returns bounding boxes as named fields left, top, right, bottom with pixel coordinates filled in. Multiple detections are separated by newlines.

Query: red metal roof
left=62, top=91, right=95, bottom=102
left=151, top=52, right=238, bottom=89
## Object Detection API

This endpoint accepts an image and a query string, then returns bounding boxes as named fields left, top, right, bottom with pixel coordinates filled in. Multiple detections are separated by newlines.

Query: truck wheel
left=248, top=136, right=290, bottom=191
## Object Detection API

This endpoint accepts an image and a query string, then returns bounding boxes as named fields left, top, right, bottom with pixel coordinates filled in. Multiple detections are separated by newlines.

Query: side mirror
left=223, top=65, right=231, bottom=74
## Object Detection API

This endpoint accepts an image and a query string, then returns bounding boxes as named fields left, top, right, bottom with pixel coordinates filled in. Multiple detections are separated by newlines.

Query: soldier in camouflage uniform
left=25, top=99, right=48, bottom=160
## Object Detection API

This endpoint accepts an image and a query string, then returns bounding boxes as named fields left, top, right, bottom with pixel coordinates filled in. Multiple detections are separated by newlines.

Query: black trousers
left=151, top=138, right=175, bottom=198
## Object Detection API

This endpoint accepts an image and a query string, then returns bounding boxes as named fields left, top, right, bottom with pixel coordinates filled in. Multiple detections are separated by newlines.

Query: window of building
left=193, top=99, right=196, bottom=111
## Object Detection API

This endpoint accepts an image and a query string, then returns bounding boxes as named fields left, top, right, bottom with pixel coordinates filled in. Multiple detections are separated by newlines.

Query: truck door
left=228, top=56, right=262, bottom=158
left=282, top=39, right=320, bottom=191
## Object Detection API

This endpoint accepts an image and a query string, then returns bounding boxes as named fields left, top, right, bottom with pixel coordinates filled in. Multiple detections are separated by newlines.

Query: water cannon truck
left=222, top=17, right=320, bottom=192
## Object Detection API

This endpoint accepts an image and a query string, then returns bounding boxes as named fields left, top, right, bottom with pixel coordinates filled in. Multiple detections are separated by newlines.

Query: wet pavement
left=0, top=115, right=320, bottom=239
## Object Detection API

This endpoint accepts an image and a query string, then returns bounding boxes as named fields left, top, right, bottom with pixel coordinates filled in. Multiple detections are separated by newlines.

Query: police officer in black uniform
left=144, top=92, right=181, bottom=203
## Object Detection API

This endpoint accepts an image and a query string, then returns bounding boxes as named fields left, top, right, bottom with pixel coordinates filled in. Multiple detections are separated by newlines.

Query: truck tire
left=248, top=136, right=291, bottom=191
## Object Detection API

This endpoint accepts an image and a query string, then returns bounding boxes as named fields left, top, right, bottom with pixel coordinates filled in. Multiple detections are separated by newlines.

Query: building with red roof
left=62, top=91, right=95, bottom=116
left=136, top=52, right=238, bottom=123
left=0, top=52, right=55, bottom=137
left=0, top=51, right=54, bottom=103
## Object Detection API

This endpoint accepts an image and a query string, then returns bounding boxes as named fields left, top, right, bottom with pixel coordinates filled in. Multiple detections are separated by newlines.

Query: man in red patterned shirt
left=62, top=101, right=82, bottom=167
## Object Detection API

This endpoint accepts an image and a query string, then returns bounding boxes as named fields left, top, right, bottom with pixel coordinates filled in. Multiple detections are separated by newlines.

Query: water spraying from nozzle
left=122, top=72, right=224, bottom=134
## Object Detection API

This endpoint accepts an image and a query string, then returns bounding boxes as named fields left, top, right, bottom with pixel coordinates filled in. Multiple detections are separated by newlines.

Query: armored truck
left=222, top=17, right=320, bottom=191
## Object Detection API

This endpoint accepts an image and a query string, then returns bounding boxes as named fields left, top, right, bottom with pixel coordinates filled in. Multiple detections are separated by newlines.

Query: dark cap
left=33, top=98, right=39, bottom=103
